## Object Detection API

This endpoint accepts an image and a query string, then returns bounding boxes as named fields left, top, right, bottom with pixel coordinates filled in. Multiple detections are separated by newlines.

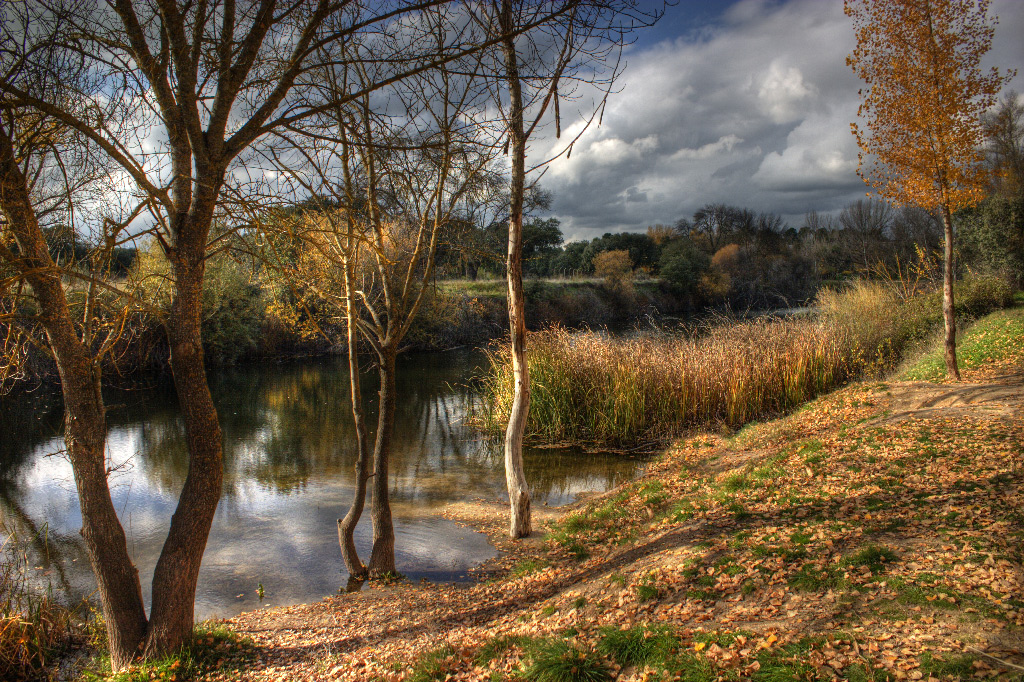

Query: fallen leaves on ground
left=211, top=360, right=1024, bottom=682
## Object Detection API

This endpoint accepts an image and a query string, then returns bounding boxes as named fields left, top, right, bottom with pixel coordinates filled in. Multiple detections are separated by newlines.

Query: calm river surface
left=0, top=349, right=641, bottom=620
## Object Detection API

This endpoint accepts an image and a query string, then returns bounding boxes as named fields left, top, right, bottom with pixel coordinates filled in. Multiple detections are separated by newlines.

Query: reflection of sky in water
left=0, top=349, right=641, bottom=620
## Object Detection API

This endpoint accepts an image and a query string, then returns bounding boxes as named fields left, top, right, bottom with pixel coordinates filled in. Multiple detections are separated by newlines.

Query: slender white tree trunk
left=501, top=0, right=531, bottom=538
left=940, top=203, right=961, bottom=380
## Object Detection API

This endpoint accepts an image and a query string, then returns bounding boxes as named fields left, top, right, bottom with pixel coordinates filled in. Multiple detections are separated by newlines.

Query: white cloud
left=752, top=112, right=860, bottom=192
left=671, top=134, right=743, bottom=161
left=757, top=61, right=814, bottom=124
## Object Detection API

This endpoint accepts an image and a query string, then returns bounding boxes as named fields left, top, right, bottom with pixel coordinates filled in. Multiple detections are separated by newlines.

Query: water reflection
left=0, top=349, right=641, bottom=619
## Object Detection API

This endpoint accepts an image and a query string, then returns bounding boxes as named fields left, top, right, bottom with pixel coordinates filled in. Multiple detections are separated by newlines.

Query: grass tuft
left=1, top=530, right=77, bottom=681
left=84, top=623, right=255, bottom=682
left=475, top=634, right=536, bottom=666
left=845, top=545, right=898, bottom=574
left=521, top=638, right=611, bottom=682
left=597, top=625, right=677, bottom=668
left=407, top=645, right=456, bottom=682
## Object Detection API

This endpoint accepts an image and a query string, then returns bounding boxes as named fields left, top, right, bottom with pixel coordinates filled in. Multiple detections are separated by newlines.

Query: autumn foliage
left=845, top=0, right=1010, bottom=211
left=845, top=0, right=1013, bottom=380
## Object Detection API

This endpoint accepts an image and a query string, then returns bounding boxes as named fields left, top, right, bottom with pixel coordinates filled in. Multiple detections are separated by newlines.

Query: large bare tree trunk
left=367, top=344, right=398, bottom=576
left=338, top=259, right=370, bottom=579
left=0, top=123, right=148, bottom=668
left=500, top=1, right=532, bottom=539
left=144, top=208, right=224, bottom=656
left=940, top=204, right=961, bottom=381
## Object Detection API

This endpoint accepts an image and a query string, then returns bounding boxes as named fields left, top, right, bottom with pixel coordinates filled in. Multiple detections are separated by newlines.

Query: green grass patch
left=845, top=545, right=898, bottom=574
left=842, top=663, right=896, bottom=682
left=407, top=645, right=456, bottom=682
left=521, top=638, right=611, bottom=682
left=752, top=637, right=822, bottom=681
left=900, top=306, right=1024, bottom=381
left=511, top=558, right=549, bottom=578
left=917, top=652, right=979, bottom=680
left=475, top=634, right=536, bottom=666
left=636, top=581, right=660, bottom=602
left=597, top=625, right=678, bottom=668
left=663, top=651, right=716, bottom=682
left=722, top=473, right=751, bottom=492
left=84, top=623, right=255, bottom=682
left=639, top=480, right=667, bottom=506
left=789, top=563, right=845, bottom=591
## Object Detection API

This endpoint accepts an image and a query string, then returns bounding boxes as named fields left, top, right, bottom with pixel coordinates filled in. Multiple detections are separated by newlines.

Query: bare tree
left=839, top=198, right=894, bottom=272
left=0, top=22, right=153, bottom=663
left=983, top=91, right=1024, bottom=197
left=472, top=0, right=664, bottom=537
left=263, top=21, right=499, bottom=576
left=0, top=0, right=525, bottom=665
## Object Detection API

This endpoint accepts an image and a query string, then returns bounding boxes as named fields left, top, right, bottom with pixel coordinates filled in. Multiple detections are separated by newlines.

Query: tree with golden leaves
left=845, top=0, right=1013, bottom=380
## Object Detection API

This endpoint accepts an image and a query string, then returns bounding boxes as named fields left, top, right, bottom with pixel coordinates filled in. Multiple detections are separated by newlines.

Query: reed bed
left=482, top=318, right=858, bottom=446
left=481, top=276, right=1013, bottom=447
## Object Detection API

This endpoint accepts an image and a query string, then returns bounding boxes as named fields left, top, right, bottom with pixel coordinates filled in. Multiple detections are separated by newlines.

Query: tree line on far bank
left=14, top=155, right=1023, bottom=376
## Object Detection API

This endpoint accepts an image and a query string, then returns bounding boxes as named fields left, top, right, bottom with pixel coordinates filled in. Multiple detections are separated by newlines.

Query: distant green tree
left=551, top=241, right=589, bottom=276
left=958, top=196, right=1024, bottom=286
left=483, top=217, right=564, bottom=277
left=659, top=238, right=710, bottom=298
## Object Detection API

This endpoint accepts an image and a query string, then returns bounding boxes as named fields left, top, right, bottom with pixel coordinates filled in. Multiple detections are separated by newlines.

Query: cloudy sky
left=532, top=0, right=1024, bottom=241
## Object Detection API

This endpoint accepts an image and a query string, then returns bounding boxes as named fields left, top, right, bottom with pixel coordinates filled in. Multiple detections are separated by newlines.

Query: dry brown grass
left=0, top=532, right=75, bottom=681
left=482, top=276, right=1013, bottom=447
left=483, top=316, right=857, bottom=446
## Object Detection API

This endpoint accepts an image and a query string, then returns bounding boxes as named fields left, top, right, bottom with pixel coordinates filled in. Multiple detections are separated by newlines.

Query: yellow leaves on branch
left=845, top=0, right=1014, bottom=211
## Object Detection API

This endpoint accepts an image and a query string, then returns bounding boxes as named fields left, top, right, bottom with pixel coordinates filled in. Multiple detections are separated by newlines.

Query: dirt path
left=883, top=372, right=1024, bottom=423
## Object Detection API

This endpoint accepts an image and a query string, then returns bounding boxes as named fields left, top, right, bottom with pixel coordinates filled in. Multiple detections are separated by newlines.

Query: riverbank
left=182, top=304, right=1024, bottom=682
left=13, top=299, right=1023, bottom=681
left=0, top=278, right=695, bottom=397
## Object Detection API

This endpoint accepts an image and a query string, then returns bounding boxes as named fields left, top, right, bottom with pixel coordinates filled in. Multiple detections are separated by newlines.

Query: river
left=0, top=349, right=641, bottom=620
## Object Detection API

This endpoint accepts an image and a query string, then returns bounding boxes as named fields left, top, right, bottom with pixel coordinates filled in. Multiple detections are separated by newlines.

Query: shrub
left=659, top=239, right=710, bottom=298
left=592, top=250, right=633, bottom=294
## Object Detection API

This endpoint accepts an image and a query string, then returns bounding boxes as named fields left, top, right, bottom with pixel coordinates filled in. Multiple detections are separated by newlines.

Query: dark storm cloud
left=531, top=0, right=1024, bottom=240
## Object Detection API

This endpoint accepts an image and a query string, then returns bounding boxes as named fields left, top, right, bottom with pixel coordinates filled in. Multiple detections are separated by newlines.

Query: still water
left=0, top=349, right=641, bottom=620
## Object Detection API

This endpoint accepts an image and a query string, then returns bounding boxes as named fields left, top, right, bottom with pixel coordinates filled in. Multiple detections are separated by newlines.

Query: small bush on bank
left=83, top=622, right=255, bottom=682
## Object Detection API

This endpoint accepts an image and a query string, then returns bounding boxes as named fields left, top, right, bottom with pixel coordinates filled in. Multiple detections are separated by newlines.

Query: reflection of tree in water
left=385, top=359, right=638, bottom=507
left=0, top=482, right=84, bottom=602
left=5, top=349, right=639, bottom=510
left=0, top=391, right=64, bottom=479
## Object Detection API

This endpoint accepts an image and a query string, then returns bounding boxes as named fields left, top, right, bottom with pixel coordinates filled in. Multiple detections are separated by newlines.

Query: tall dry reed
left=481, top=275, right=1012, bottom=447
left=482, top=316, right=859, bottom=446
